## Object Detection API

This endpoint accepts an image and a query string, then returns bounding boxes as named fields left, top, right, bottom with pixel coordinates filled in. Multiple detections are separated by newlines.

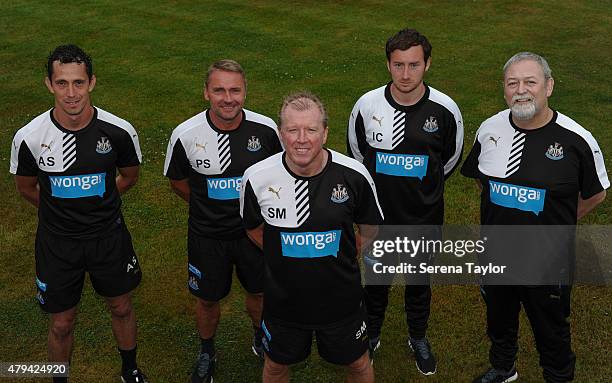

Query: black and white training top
left=164, top=109, right=282, bottom=239
left=348, top=83, right=463, bottom=224
left=10, top=107, right=142, bottom=239
left=461, top=110, right=609, bottom=225
left=240, top=150, right=384, bottom=328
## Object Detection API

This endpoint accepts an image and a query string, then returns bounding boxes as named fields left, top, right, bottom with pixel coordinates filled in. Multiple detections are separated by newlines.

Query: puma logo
left=195, top=142, right=207, bottom=152
left=489, top=136, right=500, bottom=147
left=372, top=115, right=384, bottom=127
left=268, top=186, right=281, bottom=199
left=40, top=141, right=54, bottom=155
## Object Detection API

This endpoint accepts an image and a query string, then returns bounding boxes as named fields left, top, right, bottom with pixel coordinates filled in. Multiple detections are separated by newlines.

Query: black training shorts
left=187, top=231, right=263, bottom=301
left=34, top=225, right=142, bottom=313
left=260, top=305, right=369, bottom=365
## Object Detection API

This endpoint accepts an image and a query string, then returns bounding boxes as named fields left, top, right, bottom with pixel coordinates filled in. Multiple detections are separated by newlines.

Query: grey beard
left=511, top=101, right=536, bottom=120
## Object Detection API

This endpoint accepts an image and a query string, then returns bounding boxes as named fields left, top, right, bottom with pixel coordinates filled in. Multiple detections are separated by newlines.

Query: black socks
left=200, top=337, right=215, bottom=356
left=118, top=346, right=138, bottom=375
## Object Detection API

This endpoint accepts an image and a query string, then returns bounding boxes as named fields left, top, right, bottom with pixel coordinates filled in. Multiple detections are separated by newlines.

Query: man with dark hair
left=462, top=52, right=608, bottom=383
left=10, top=44, right=147, bottom=383
left=46, top=44, right=93, bottom=80
left=163, top=59, right=282, bottom=383
left=241, top=92, right=383, bottom=383
left=347, top=28, right=464, bottom=375
left=385, top=28, right=432, bottom=63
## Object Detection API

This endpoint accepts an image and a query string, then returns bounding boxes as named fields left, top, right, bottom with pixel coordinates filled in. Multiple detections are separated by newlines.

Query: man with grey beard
left=461, top=52, right=608, bottom=382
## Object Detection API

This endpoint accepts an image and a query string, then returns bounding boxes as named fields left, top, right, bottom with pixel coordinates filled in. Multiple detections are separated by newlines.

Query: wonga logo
left=207, top=176, right=241, bottom=200
left=280, top=230, right=342, bottom=259
left=489, top=180, right=546, bottom=215
left=375, top=152, right=428, bottom=180
left=49, top=173, right=106, bottom=198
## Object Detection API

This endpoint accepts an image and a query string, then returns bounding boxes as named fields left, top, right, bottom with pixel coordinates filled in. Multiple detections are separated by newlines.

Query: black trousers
left=481, top=285, right=575, bottom=382
left=363, top=225, right=439, bottom=340
left=364, top=284, right=431, bottom=339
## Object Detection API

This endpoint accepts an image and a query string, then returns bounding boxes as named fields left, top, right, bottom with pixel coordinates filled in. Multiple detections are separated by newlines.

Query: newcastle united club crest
left=247, top=136, right=262, bottom=152
left=422, top=116, right=439, bottom=133
left=331, top=183, right=349, bottom=203
left=188, top=276, right=199, bottom=291
left=545, top=142, right=564, bottom=160
left=96, top=136, right=112, bottom=154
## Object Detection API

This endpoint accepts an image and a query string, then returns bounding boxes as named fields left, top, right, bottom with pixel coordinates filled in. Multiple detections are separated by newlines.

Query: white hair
left=503, top=52, right=552, bottom=79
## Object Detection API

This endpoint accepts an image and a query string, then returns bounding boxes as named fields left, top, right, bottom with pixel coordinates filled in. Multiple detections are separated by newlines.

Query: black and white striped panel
left=62, top=133, right=76, bottom=170
left=505, top=130, right=526, bottom=177
left=392, top=109, right=406, bottom=149
left=217, top=133, right=231, bottom=172
left=295, top=179, right=310, bottom=226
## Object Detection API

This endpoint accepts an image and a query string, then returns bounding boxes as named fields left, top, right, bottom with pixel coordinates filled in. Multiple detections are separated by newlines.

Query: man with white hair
left=241, top=92, right=383, bottom=383
left=461, top=52, right=608, bottom=383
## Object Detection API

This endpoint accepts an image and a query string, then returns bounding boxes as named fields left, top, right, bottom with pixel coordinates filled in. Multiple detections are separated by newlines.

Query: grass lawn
left=1, top=1, right=610, bottom=381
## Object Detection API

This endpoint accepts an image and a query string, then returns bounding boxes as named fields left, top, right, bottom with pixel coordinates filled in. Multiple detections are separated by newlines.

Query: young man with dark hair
left=385, top=28, right=432, bottom=63
left=462, top=52, right=608, bottom=383
left=164, top=59, right=282, bottom=383
left=10, top=44, right=147, bottom=383
left=46, top=44, right=94, bottom=80
left=347, top=28, right=464, bottom=376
